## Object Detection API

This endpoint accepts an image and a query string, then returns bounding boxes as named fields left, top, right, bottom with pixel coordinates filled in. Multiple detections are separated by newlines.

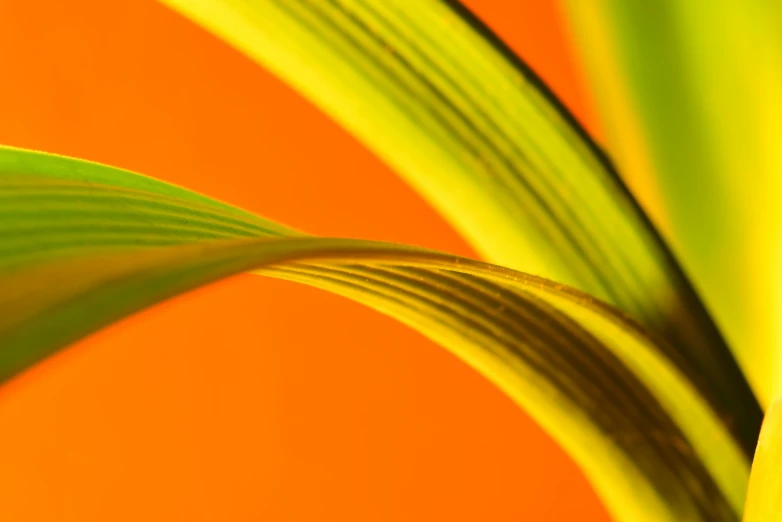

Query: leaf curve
left=0, top=147, right=750, bottom=522
left=155, top=0, right=762, bottom=454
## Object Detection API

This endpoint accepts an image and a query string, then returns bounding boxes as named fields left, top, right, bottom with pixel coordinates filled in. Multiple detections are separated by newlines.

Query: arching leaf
left=0, top=147, right=750, bottom=522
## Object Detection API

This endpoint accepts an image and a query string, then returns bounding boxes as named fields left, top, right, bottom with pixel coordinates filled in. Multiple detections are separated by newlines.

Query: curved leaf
left=0, top=148, right=750, bottom=521
left=156, top=0, right=762, bottom=453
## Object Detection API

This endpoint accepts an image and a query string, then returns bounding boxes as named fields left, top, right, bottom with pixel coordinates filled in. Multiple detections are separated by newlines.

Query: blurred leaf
left=156, top=0, right=762, bottom=459
left=743, top=400, right=782, bottom=521
left=0, top=147, right=751, bottom=521
left=564, top=0, right=782, bottom=406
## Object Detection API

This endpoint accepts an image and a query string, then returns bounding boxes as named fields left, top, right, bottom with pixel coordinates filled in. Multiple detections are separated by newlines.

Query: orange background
left=0, top=1, right=609, bottom=520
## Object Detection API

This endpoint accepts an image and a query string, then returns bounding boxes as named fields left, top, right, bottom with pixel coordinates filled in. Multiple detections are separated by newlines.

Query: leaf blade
left=0, top=147, right=751, bottom=522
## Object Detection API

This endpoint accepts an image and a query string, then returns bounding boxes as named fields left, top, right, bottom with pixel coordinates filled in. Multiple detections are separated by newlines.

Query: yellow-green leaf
left=0, top=147, right=751, bottom=522
left=564, top=0, right=782, bottom=406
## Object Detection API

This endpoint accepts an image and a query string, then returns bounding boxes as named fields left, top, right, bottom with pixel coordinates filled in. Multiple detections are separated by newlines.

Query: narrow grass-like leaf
left=155, top=0, right=763, bottom=454
left=0, top=148, right=751, bottom=522
left=743, top=399, right=782, bottom=521
left=564, top=0, right=782, bottom=405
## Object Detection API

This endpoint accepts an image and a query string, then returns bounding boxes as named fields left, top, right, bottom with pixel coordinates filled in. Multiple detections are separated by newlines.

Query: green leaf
left=743, top=399, right=782, bottom=521
left=564, top=0, right=782, bottom=406
left=0, top=147, right=751, bottom=521
left=154, top=0, right=763, bottom=456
